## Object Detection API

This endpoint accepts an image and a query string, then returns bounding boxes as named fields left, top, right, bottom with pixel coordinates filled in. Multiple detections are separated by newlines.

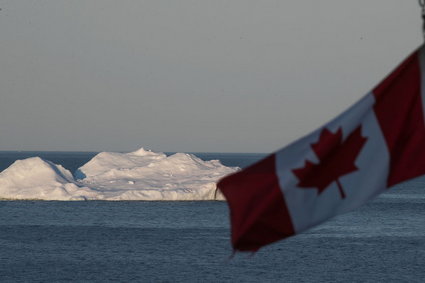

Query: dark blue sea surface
left=0, top=152, right=424, bottom=282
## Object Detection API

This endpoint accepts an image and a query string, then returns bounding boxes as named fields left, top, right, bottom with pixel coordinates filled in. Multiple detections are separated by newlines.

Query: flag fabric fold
left=218, top=45, right=425, bottom=252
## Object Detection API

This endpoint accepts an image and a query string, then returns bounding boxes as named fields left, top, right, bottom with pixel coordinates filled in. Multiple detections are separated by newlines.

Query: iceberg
left=0, top=157, right=96, bottom=200
left=0, top=148, right=239, bottom=201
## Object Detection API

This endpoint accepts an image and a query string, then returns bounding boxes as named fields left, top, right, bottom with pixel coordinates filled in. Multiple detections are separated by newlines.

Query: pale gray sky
left=0, top=1, right=422, bottom=152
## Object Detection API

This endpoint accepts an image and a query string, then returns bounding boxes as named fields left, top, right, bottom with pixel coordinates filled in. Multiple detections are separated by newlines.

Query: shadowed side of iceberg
left=74, top=169, right=86, bottom=180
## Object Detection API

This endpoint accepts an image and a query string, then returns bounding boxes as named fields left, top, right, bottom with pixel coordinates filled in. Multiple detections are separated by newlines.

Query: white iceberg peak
left=0, top=157, right=96, bottom=201
left=130, top=147, right=157, bottom=156
left=1, top=157, right=75, bottom=184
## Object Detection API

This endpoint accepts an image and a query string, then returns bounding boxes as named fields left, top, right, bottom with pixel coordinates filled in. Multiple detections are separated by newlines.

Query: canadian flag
left=217, top=46, right=425, bottom=252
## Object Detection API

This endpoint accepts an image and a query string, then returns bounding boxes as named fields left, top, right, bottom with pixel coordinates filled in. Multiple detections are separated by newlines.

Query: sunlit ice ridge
left=0, top=148, right=239, bottom=201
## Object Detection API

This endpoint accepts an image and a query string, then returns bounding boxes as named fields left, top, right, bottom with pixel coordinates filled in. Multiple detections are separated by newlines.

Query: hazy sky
left=0, top=1, right=422, bottom=152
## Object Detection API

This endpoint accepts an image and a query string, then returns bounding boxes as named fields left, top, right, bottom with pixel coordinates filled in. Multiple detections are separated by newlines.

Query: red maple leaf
left=292, top=126, right=367, bottom=199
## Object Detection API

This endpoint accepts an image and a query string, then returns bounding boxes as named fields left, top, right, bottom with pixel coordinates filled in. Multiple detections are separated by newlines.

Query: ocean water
left=0, top=152, right=425, bottom=282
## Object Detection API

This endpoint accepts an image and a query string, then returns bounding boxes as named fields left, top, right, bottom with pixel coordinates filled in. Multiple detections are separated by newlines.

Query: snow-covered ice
left=0, top=157, right=96, bottom=200
left=0, top=148, right=239, bottom=201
